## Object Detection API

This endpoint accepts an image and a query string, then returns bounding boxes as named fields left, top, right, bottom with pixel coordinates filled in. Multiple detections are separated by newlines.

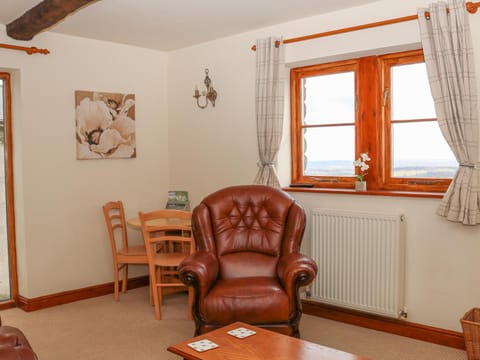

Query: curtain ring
left=424, top=11, right=431, bottom=20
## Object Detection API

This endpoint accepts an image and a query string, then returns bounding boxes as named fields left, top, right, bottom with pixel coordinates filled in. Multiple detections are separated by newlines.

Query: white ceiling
left=0, top=0, right=382, bottom=51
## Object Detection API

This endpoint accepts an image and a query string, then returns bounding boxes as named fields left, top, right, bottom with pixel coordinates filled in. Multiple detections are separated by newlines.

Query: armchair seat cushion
left=203, top=277, right=289, bottom=324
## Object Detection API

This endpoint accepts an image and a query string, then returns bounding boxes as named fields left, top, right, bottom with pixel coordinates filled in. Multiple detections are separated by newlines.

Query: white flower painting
left=75, top=90, right=136, bottom=159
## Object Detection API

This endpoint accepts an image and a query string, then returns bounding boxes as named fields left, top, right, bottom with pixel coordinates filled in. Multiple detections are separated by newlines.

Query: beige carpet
left=0, top=287, right=467, bottom=359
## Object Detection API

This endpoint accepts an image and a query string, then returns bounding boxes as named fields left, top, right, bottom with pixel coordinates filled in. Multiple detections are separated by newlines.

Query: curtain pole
left=0, top=43, right=50, bottom=55
left=250, top=1, right=480, bottom=51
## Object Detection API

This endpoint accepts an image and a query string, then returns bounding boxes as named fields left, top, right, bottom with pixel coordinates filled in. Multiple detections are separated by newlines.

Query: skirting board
left=17, top=275, right=149, bottom=312
left=0, top=299, right=17, bottom=311
left=302, top=300, right=465, bottom=350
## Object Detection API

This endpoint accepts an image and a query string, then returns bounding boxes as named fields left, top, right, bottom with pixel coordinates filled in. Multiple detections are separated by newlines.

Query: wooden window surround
left=290, top=49, right=453, bottom=195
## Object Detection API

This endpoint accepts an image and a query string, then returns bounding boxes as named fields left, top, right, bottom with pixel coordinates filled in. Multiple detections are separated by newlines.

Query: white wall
left=1, top=0, right=479, bottom=333
left=167, top=34, right=259, bottom=205
left=168, top=0, right=480, bottom=332
left=0, top=26, right=169, bottom=297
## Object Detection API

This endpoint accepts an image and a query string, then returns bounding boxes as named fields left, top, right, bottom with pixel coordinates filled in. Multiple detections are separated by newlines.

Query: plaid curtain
left=418, top=0, right=480, bottom=225
left=253, top=37, right=284, bottom=188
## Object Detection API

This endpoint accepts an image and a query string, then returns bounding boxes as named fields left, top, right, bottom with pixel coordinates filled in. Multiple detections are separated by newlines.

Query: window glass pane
left=303, top=71, right=355, bottom=125
left=303, top=126, right=355, bottom=176
left=392, top=122, right=457, bottom=178
left=391, top=63, right=436, bottom=120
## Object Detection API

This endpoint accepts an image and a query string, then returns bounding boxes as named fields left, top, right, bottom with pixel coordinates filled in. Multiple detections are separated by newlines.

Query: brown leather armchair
left=0, top=317, right=38, bottom=360
left=179, top=185, right=317, bottom=337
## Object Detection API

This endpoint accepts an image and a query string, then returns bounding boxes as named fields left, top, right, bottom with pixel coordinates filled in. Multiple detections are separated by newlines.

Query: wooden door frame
left=0, top=72, right=18, bottom=309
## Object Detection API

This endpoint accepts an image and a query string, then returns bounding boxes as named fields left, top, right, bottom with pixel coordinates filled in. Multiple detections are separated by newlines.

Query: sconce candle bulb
left=193, top=68, right=217, bottom=109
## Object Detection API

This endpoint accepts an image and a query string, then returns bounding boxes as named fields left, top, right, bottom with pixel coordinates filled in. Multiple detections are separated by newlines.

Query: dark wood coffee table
left=167, top=321, right=370, bottom=360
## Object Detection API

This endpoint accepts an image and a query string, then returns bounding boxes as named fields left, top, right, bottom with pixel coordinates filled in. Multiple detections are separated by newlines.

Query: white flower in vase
left=353, top=152, right=370, bottom=182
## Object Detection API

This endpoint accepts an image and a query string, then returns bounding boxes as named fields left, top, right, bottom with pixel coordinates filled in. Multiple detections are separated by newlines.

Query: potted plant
left=353, top=152, right=370, bottom=191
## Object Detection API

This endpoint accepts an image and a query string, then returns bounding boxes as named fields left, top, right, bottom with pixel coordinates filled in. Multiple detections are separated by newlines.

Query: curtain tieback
left=257, top=161, right=275, bottom=167
left=460, top=162, right=480, bottom=170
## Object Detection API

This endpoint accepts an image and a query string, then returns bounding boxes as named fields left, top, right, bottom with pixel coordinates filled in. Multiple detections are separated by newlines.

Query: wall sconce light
left=193, top=68, right=217, bottom=109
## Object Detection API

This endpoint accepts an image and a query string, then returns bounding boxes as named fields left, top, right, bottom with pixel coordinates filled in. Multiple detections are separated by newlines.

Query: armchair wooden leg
left=188, top=288, right=193, bottom=320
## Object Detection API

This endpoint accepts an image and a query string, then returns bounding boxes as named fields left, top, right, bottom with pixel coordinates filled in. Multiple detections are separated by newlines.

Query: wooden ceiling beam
left=6, top=0, right=98, bottom=41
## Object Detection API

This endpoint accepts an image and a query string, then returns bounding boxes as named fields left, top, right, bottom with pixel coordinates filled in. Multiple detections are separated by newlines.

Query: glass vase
left=355, top=181, right=367, bottom=191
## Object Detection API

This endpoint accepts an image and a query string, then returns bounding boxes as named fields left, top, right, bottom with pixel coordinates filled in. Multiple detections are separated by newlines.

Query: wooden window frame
left=290, top=59, right=361, bottom=189
left=378, top=50, right=452, bottom=192
left=290, top=49, right=452, bottom=193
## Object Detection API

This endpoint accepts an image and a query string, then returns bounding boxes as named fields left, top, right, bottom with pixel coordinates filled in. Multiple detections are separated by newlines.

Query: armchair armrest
left=0, top=327, right=38, bottom=360
left=0, top=347, right=38, bottom=360
left=277, top=253, right=318, bottom=298
left=0, top=333, right=18, bottom=347
left=179, top=251, right=219, bottom=298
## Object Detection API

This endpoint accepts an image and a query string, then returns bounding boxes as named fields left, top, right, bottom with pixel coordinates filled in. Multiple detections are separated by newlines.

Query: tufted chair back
left=193, top=185, right=305, bottom=280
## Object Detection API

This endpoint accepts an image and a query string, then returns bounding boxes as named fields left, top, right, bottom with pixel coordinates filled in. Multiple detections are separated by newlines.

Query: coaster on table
left=187, top=339, right=219, bottom=352
left=227, top=327, right=256, bottom=339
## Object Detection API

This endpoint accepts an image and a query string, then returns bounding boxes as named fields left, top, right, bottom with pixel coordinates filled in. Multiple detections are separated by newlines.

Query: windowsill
left=283, top=187, right=444, bottom=199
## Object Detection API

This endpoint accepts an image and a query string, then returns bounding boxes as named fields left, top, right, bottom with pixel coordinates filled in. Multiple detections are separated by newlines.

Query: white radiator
left=310, top=209, right=405, bottom=318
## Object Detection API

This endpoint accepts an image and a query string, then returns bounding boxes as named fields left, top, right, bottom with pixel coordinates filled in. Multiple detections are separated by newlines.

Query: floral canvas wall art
left=75, top=90, right=136, bottom=159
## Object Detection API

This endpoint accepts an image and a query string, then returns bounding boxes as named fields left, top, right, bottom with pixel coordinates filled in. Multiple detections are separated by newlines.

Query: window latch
left=383, top=88, right=389, bottom=107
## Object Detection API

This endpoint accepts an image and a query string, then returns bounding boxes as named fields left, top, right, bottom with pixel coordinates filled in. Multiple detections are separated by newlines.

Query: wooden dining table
left=126, top=215, right=191, bottom=230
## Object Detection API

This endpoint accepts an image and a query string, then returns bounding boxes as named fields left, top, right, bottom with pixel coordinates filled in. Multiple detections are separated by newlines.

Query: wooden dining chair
left=138, top=209, right=194, bottom=320
left=102, top=201, right=148, bottom=301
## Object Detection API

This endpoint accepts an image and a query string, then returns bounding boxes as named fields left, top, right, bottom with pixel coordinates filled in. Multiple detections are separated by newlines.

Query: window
left=290, top=49, right=456, bottom=193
